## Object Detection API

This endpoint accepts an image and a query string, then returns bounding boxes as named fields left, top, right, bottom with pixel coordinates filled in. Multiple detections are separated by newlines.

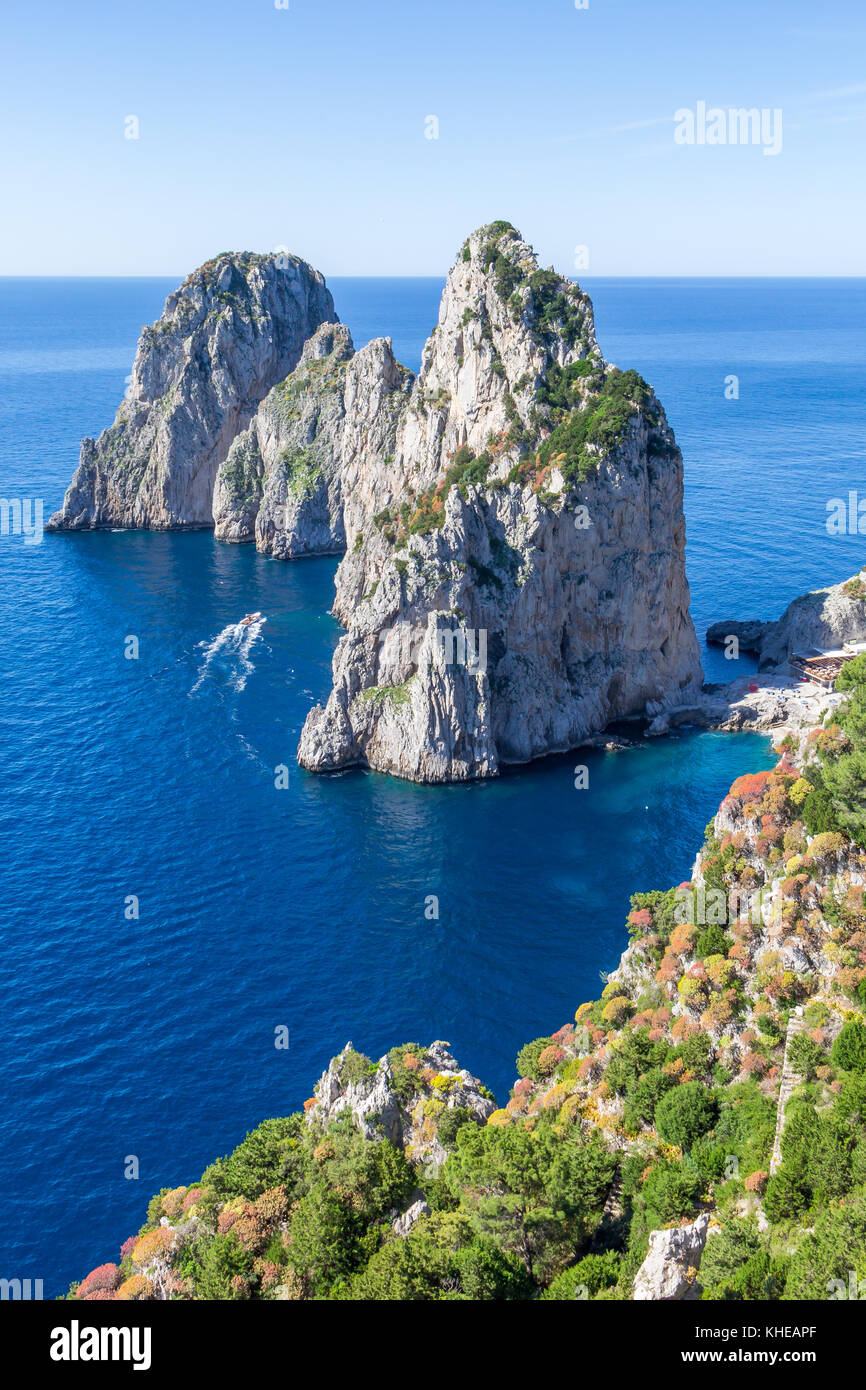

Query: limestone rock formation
left=391, top=1198, right=431, bottom=1237
left=47, top=252, right=336, bottom=531
left=709, top=570, right=866, bottom=671
left=632, top=1212, right=710, bottom=1300
left=48, top=222, right=704, bottom=785
left=298, top=220, right=702, bottom=781
left=307, top=1041, right=496, bottom=1167
left=213, top=323, right=412, bottom=558
left=706, top=618, right=772, bottom=654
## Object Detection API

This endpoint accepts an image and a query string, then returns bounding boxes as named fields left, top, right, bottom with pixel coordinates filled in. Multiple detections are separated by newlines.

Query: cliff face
left=754, top=572, right=866, bottom=669
left=212, top=323, right=412, bottom=558
left=298, top=221, right=702, bottom=781
left=47, top=222, right=702, bottom=782
left=47, top=252, right=336, bottom=531
left=308, top=1040, right=496, bottom=1169
left=707, top=571, right=866, bottom=670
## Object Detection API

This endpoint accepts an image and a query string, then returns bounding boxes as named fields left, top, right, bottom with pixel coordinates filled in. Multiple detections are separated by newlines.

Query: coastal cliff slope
left=298, top=221, right=702, bottom=781
left=708, top=570, right=866, bottom=670
left=46, top=252, right=336, bottom=531
left=66, top=647, right=866, bottom=1301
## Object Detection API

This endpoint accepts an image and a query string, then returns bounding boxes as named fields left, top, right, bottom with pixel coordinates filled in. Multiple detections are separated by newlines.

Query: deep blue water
left=1, top=274, right=863, bottom=1294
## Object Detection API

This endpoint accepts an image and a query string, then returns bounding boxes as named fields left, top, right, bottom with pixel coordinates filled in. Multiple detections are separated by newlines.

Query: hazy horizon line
left=1, top=272, right=864, bottom=281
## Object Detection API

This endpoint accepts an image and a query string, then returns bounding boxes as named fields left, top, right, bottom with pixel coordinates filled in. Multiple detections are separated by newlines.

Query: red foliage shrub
left=656, top=953, right=680, bottom=986
left=77, top=1263, right=121, bottom=1299
left=741, top=1051, right=767, bottom=1077
left=728, top=770, right=772, bottom=802
left=254, top=1259, right=281, bottom=1291
left=536, top=1045, right=566, bottom=1074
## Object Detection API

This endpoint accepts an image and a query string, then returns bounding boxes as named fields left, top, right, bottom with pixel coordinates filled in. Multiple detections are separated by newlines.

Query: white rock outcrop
left=632, top=1212, right=710, bottom=1300
left=709, top=571, right=866, bottom=672
left=47, top=251, right=336, bottom=530
left=307, top=1041, right=495, bottom=1163
left=391, top=1198, right=431, bottom=1237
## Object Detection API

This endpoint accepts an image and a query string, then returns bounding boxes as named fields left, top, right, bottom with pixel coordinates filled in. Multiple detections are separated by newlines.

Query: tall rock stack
left=47, top=252, right=336, bottom=531
left=48, top=222, right=703, bottom=783
left=297, top=221, right=703, bottom=781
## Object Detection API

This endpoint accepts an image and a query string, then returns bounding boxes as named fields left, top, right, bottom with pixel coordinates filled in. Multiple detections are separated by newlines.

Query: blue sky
left=1, top=0, right=864, bottom=275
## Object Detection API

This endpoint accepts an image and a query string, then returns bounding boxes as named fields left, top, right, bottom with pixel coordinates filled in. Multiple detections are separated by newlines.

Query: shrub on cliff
left=767, top=1100, right=854, bottom=1217
left=782, top=1191, right=866, bottom=1299
left=76, top=1263, right=121, bottom=1299
left=802, top=659, right=866, bottom=845
left=444, top=1119, right=615, bottom=1284
left=515, top=1037, right=555, bottom=1081
left=654, top=1081, right=718, bottom=1151
left=203, top=1114, right=305, bottom=1200
left=132, top=1228, right=174, bottom=1267
left=437, top=1106, right=479, bottom=1149
left=696, top=924, right=732, bottom=959
left=697, top=1217, right=773, bottom=1301
left=628, top=1158, right=702, bottom=1233
left=343, top=1210, right=530, bottom=1301
left=623, top=1066, right=676, bottom=1131
left=194, top=1233, right=253, bottom=1300
left=541, top=1249, right=621, bottom=1300
left=832, top=1020, right=866, bottom=1074
left=386, top=1043, right=428, bottom=1099
left=115, top=1275, right=154, bottom=1301
left=788, top=1032, right=826, bottom=1081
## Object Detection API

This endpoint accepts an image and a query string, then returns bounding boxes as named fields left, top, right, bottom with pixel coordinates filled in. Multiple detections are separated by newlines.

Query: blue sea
left=1, top=274, right=864, bottom=1294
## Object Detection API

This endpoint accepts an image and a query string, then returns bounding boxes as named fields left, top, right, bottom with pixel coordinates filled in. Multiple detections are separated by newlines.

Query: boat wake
left=191, top=616, right=267, bottom=695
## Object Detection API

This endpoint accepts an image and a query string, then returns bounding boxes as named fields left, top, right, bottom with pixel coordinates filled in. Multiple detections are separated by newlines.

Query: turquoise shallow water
left=0, top=274, right=863, bottom=1292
